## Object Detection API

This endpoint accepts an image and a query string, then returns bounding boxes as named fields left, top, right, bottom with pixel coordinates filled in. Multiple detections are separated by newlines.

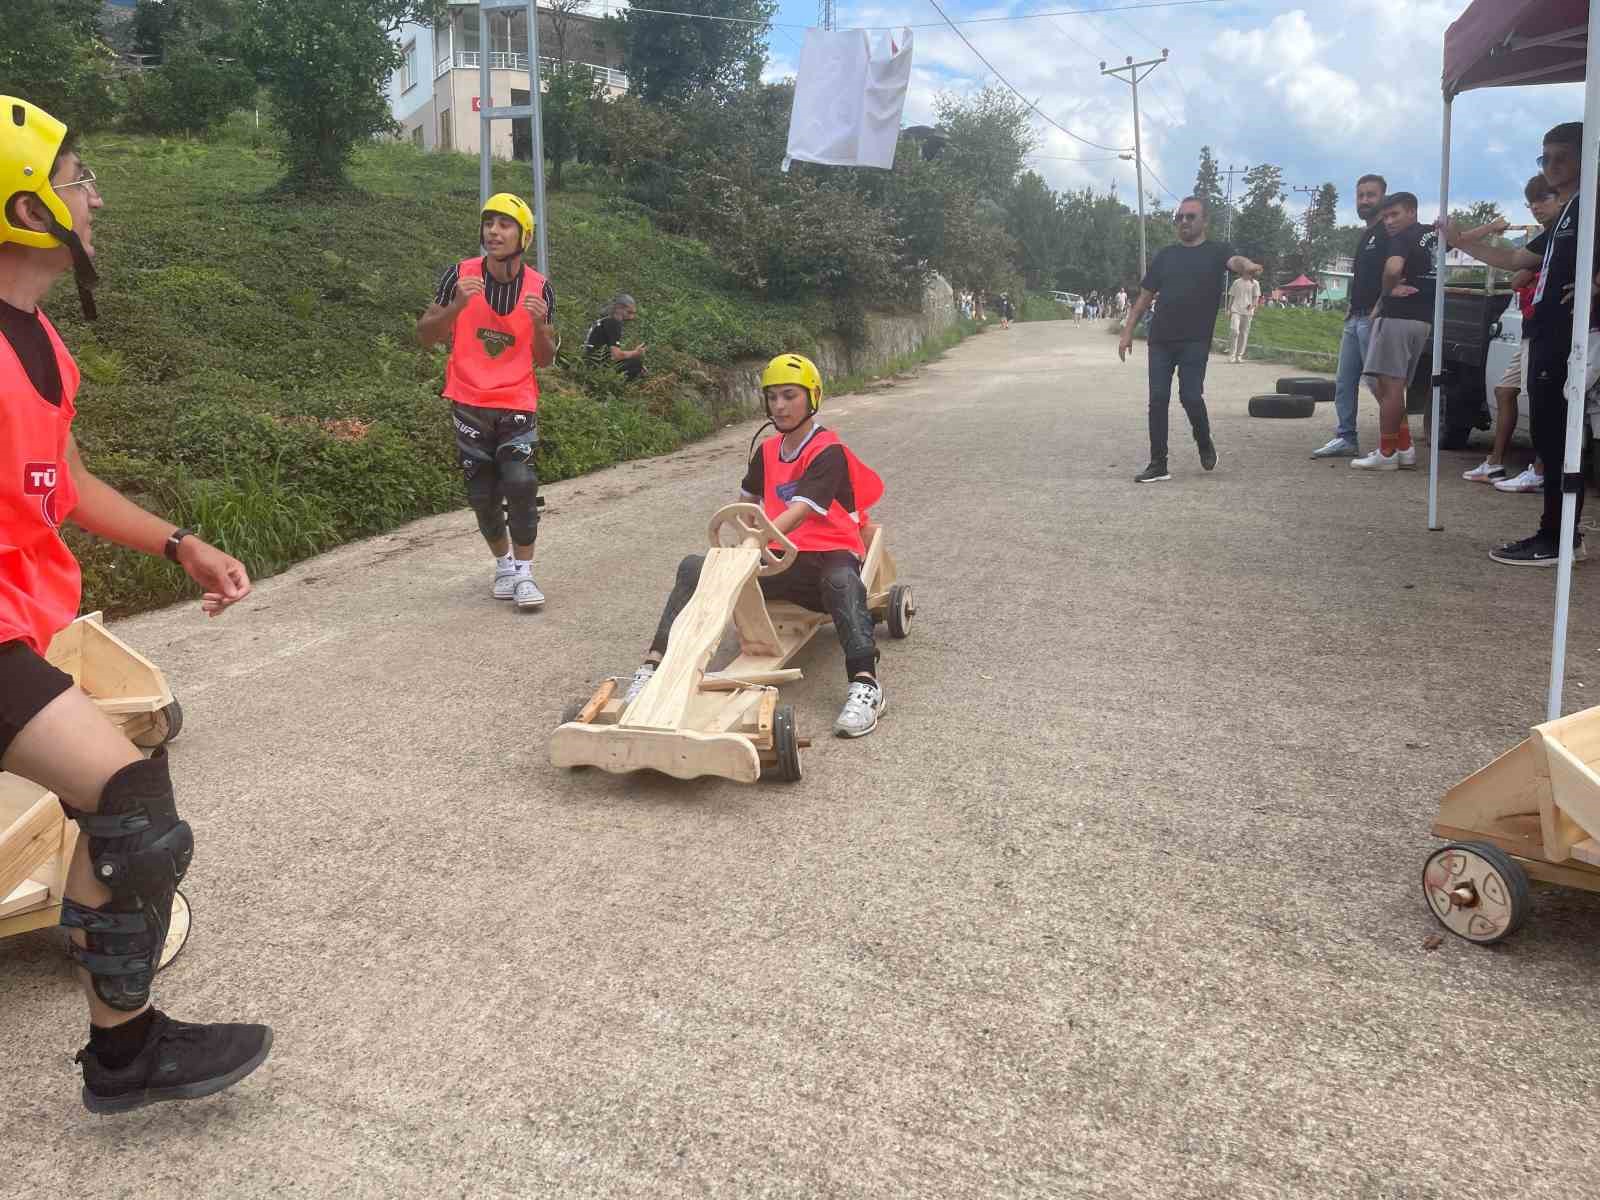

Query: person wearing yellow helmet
left=417, top=191, right=557, bottom=609
left=0, top=96, right=272, bottom=1111
left=622, top=353, right=891, bottom=738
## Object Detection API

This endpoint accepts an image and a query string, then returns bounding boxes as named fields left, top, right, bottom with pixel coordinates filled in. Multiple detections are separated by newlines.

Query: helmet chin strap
left=45, top=213, right=98, bottom=321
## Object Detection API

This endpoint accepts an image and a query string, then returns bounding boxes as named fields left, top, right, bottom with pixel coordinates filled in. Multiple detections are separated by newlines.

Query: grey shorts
left=1362, top=317, right=1431, bottom=382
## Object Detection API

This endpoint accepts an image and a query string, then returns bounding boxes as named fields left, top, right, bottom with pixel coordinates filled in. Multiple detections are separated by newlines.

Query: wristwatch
left=163, top=528, right=194, bottom=563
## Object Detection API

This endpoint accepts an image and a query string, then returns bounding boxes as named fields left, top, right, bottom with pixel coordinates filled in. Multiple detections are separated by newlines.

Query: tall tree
left=611, top=0, right=773, bottom=104
left=545, top=0, right=589, bottom=68
left=934, top=85, right=1038, bottom=206
left=1006, top=171, right=1066, bottom=290
left=0, top=0, right=122, bottom=133
left=1193, top=145, right=1224, bottom=216
left=541, top=62, right=605, bottom=189
left=1232, top=163, right=1293, bottom=282
left=1451, top=200, right=1505, bottom=230
left=240, top=0, right=444, bottom=192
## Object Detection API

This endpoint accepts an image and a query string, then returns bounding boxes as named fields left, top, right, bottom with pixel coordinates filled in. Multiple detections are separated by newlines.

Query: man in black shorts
left=1, top=94, right=272, bottom=1112
left=583, top=292, right=646, bottom=380
left=1118, top=196, right=1263, bottom=482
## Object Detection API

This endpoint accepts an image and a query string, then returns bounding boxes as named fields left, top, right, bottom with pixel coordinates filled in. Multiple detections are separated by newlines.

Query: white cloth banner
left=782, top=28, right=913, bottom=172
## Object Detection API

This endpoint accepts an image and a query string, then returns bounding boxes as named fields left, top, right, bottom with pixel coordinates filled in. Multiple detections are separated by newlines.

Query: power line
left=1031, top=152, right=1128, bottom=162
left=924, top=0, right=1129, bottom=153
left=1139, top=156, right=1180, bottom=202
left=601, top=0, right=1228, bottom=31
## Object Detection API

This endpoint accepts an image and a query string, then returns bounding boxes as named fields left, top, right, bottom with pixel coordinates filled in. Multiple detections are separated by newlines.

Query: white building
left=388, top=2, right=627, bottom=159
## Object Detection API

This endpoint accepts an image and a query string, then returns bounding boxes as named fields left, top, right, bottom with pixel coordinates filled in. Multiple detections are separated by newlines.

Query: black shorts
left=0, top=639, right=74, bottom=763
left=451, top=401, right=538, bottom=473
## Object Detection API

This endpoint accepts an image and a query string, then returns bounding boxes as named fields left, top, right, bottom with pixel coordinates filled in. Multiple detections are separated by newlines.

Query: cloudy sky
left=757, top=0, right=1586, bottom=226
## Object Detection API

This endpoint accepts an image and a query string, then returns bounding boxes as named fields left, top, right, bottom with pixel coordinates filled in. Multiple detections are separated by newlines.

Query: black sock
left=89, top=1008, right=156, bottom=1069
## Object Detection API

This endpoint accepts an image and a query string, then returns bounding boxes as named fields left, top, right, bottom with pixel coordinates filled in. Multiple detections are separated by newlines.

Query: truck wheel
left=1275, top=377, right=1334, bottom=403
left=1248, top=393, right=1315, bottom=419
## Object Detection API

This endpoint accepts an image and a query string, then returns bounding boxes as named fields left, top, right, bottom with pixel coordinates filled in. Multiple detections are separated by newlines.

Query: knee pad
left=59, top=750, right=192, bottom=1012
left=821, top=568, right=876, bottom=661
left=497, top=458, right=540, bottom=545
left=464, top=467, right=507, bottom=542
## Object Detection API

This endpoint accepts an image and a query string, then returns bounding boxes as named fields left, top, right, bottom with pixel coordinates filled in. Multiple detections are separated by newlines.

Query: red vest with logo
left=0, top=310, right=82, bottom=655
left=442, top=257, right=546, bottom=412
left=760, top=427, right=884, bottom=557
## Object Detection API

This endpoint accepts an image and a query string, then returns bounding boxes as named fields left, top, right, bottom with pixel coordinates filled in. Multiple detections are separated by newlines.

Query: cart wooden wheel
left=766, top=705, right=803, bottom=782
left=887, top=584, right=915, bottom=639
left=1422, top=842, right=1530, bottom=945
left=708, top=503, right=799, bottom=577
left=131, top=699, right=184, bottom=749
left=159, top=889, right=192, bottom=971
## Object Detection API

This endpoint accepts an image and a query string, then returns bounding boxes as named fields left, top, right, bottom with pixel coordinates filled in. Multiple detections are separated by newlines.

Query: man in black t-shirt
left=1118, top=196, right=1263, bottom=482
left=1447, top=121, right=1594, bottom=565
left=582, top=292, right=645, bottom=380
left=1312, top=173, right=1389, bottom=458
left=1351, top=192, right=1436, bottom=472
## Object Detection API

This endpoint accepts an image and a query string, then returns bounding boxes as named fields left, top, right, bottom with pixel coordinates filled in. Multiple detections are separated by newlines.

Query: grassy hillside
left=1212, top=307, right=1343, bottom=370
left=48, top=125, right=847, bottom=614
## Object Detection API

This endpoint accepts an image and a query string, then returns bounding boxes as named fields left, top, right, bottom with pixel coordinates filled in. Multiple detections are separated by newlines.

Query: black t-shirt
left=583, top=315, right=623, bottom=363
left=1525, top=194, right=1600, bottom=341
left=740, top=428, right=854, bottom=515
left=1379, top=222, right=1438, bottom=323
left=0, top=301, right=62, bottom=406
left=433, top=257, right=556, bottom=321
left=1348, top=222, right=1390, bottom=314
left=1141, top=240, right=1235, bottom=343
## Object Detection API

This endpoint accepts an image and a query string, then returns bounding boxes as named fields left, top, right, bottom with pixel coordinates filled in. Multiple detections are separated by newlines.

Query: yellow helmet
left=481, top=191, right=534, bottom=254
left=760, top=352, right=822, bottom=414
left=0, top=96, right=74, bottom=251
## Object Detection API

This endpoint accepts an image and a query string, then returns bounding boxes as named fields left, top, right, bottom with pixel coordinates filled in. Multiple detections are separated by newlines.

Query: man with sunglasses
left=1446, top=121, right=1594, bottom=565
left=1119, top=196, right=1263, bottom=482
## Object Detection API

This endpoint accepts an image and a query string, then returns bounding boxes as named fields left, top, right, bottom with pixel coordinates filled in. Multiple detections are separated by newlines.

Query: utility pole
left=818, top=0, right=835, bottom=30
left=478, top=0, right=550, bottom=276
left=1292, top=183, right=1320, bottom=303
left=1221, top=162, right=1249, bottom=304
left=1101, top=50, right=1168, bottom=280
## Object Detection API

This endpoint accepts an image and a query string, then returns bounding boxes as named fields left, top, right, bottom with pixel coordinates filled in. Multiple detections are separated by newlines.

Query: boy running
left=622, top=354, right=889, bottom=737
left=0, top=95, right=271, bottom=1112
left=417, top=193, right=557, bottom=609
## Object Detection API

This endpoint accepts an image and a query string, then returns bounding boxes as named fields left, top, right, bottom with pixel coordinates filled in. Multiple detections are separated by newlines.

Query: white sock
left=496, top=553, right=515, bottom=573
left=513, top=559, right=532, bottom=576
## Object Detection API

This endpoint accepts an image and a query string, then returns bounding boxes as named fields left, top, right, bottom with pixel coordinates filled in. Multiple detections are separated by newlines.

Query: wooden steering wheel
left=708, top=503, right=798, bottom=577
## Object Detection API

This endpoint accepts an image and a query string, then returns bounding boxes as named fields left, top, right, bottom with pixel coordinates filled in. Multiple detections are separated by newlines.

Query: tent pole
left=1428, top=97, right=1452, bottom=532
left=1547, top=1, right=1600, bottom=722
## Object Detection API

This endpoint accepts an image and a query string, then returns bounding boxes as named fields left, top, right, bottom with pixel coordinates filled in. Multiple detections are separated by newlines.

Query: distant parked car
left=1049, top=291, right=1083, bottom=308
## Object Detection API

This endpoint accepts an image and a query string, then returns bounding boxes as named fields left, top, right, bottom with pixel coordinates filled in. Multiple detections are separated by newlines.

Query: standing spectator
left=1118, top=196, right=1263, bottom=482
left=1312, top=173, right=1389, bottom=458
left=1226, top=270, right=1262, bottom=362
left=1352, top=192, right=1436, bottom=472
left=1448, top=121, right=1594, bottom=565
left=1073, top=294, right=1085, bottom=325
left=1115, top=286, right=1128, bottom=318
left=1460, top=175, right=1561, bottom=488
left=998, top=292, right=1014, bottom=329
left=583, top=293, right=646, bottom=381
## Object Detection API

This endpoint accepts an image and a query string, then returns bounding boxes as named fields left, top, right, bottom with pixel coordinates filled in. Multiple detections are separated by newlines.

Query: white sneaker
left=1351, top=449, right=1400, bottom=471
left=833, top=680, right=886, bottom=738
left=492, top=566, right=517, bottom=600
left=622, top=664, right=656, bottom=705
left=513, top=575, right=545, bottom=610
left=1463, top=460, right=1507, bottom=483
left=1494, top=466, right=1544, bottom=493
left=1396, top=446, right=1418, bottom=469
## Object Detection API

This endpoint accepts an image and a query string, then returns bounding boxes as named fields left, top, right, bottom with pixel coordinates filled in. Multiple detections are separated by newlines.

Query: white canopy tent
left=1434, top=0, right=1599, bottom=720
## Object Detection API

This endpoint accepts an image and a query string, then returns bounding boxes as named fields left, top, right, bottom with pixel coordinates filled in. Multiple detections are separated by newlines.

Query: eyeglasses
left=1174, top=212, right=1202, bottom=223
left=1537, top=150, right=1575, bottom=168
left=55, top=168, right=98, bottom=197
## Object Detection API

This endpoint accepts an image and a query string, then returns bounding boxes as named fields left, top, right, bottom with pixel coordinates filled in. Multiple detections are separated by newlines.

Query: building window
left=401, top=40, right=419, bottom=92
left=412, top=125, right=424, bottom=147
left=439, top=109, right=452, bottom=151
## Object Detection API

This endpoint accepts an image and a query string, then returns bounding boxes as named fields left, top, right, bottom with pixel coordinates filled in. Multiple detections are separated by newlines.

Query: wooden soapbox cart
left=1424, top=703, right=1600, bottom=945
left=0, top=612, right=191, bottom=967
left=550, top=503, right=913, bottom=783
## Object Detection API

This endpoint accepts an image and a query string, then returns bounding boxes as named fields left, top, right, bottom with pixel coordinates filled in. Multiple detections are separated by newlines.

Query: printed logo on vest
left=477, top=328, right=517, bottom=358
left=22, top=461, right=61, bottom=528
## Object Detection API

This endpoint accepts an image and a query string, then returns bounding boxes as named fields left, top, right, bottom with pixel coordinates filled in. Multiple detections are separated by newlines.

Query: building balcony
left=435, top=51, right=627, bottom=90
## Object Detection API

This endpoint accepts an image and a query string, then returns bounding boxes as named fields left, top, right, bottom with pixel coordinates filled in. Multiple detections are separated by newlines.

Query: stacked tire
left=1248, top=376, right=1333, bottom=419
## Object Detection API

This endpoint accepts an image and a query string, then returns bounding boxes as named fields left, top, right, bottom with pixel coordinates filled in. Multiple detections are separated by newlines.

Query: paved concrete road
left=7, top=320, right=1600, bottom=1198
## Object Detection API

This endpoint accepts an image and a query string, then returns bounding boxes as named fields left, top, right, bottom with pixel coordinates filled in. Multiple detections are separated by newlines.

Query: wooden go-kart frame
left=550, top=503, right=913, bottom=784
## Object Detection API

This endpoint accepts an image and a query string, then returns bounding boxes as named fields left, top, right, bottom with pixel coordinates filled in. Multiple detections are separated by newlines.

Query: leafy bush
left=121, top=46, right=257, bottom=137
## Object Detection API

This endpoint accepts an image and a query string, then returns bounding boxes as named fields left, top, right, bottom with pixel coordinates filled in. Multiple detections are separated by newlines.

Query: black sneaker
left=77, top=1010, right=273, bottom=1114
left=1199, top=440, right=1218, bottom=471
left=1135, top=461, right=1171, bottom=483
left=1488, top=536, right=1587, bottom=567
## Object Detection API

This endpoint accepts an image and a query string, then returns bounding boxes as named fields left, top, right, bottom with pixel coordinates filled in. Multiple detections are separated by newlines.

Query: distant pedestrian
left=998, top=292, right=1014, bottom=329
left=583, top=293, right=646, bottom=381
left=1225, top=271, right=1261, bottom=362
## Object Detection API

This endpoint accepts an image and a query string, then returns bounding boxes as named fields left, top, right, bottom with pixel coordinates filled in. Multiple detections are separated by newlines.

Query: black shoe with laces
left=1134, top=461, right=1171, bottom=483
left=1488, top=535, right=1587, bottom=567
left=77, top=1009, right=272, bottom=1114
left=1199, top=440, right=1218, bottom=471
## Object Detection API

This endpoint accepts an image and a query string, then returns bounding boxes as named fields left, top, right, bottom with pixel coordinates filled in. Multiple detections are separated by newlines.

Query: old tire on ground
left=1422, top=841, right=1530, bottom=945
left=887, top=584, right=915, bottom=639
left=1275, top=376, right=1335, bottom=403
left=132, top=699, right=184, bottom=749
left=1248, top=393, right=1316, bottom=419
left=159, top=889, right=192, bottom=971
left=766, top=705, right=803, bottom=783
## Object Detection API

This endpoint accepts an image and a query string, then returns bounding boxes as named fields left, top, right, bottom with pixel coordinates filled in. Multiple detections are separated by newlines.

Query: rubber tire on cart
left=766, top=705, right=802, bottom=783
left=1421, top=841, right=1531, bottom=946
left=158, top=889, right=192, bottom=971
left=1275, top=376, right=1335, bottom=403
left=131, top=699, right=184, bottom=749
left=1248, top=393, right=1316, bottom=419
left=887, top=584, right=915, bottom=639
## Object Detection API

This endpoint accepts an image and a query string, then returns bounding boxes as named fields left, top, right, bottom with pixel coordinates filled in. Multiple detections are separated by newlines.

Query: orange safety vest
left=760, top=427, right=884, bottom=557
left=0, top=309, right=82, bottom=655
left=441, top=257, right=546, bottom=412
